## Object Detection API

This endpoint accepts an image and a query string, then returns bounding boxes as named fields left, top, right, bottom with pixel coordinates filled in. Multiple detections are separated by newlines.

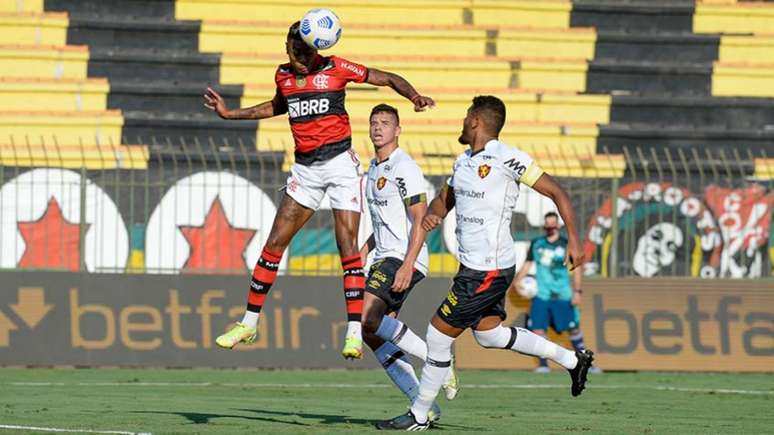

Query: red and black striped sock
left=246, top=248, right=282, bottom=314
left=341, top=254, right=365, bottom=322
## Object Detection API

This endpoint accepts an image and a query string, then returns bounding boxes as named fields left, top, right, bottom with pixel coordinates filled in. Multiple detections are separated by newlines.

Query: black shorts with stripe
left=436, top=263, right=515, bottom=329
left=365, top=257, right=425, bottom=314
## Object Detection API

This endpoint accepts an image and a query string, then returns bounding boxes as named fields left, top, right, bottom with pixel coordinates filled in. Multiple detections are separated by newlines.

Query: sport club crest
left=478, top=164, right=491, bottom=179
left=377, top=176, right=387, bottom=190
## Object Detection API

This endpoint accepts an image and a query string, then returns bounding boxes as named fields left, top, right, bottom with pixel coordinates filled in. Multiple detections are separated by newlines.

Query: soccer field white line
left=0, top=424, right=150, bottom=435
left=8, top=382, right=773, bottom=395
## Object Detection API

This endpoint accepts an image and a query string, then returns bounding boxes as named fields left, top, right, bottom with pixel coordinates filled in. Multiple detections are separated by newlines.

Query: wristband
left=410, top=94, right=422, bottom=103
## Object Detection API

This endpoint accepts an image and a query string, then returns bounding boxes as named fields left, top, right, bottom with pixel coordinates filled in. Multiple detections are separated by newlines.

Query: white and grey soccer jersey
left=448, top=139, right=544, bottom=271
left=366, top=148, right=430, bottom=276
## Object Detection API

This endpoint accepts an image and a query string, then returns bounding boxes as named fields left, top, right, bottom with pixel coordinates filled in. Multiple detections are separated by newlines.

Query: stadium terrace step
left=594, top=31, right=720, bottom=63
left=0, top=12, right=68, bottom=46
left=0, top=110, right=123, bottom=145
left=65, top=16, right=201, bottom=51
left=107, top=81, right=243, bottom=115
left=0, top=77, right=109, bottom=112
left=713, top=62, right=774, bottom=98
left=87, top=48, right=223, bottom=83
left=570, top=1, right=696, bottom=33
left=241, top=85, right=612, bottom=125
left=0, top=0, right=43, bottom=13
left=120, top=110, right=257, bottom=146
left=0, top=44, right=88, bottom=79
left=610, top=94, right=774, bottom=129
left=176, top=0, right=472, bottom=26
left=0, top=142, right=149, bottom=169
left=718, top=34, right=774, bottom=65
left=694, top=2, right=774, bottom=34
left=470, top=0, right=573, bottom=27
left=586, top=59, right=713, bottom=96
left=44, top=0, right=177, bottom=20
left=199, top=20, right=594, bottom=59
left=597, top=123, right=774, bottom=154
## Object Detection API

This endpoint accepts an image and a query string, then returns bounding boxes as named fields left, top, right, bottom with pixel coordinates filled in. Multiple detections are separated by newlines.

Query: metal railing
left=0, top=137, right=772, bottom=278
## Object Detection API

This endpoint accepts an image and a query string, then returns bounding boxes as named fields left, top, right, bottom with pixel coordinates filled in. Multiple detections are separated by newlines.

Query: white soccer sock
left=385, top=317, right=428, bottom=361
left=240, top=311, right=259, bottom=329
left=474, top=326, right=578, bottom=370
left=346, top=321, right=362, bottom=339
left=374, top=342, right=420, bottom=402
left=410, top=324, right=454, bottom=424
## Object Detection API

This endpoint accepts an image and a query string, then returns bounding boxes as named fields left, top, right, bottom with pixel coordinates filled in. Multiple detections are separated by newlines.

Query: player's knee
left=473, top=326, right=511, bottom=349
left=362, top=331, right=382, bottom=350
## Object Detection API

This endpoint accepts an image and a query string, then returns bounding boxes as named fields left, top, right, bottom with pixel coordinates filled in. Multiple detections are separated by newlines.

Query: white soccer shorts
left=285, top=148, right=363, bottom=212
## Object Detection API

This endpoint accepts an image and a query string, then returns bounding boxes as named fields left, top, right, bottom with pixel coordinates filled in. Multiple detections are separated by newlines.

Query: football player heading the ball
left=204, top=13, right=434, bottom=360
left=512, top=212, right=600, bottom=374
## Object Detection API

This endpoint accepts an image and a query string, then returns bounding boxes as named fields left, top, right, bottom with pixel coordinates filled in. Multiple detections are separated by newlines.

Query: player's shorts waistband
left=294, top=137, right=352, bottom=166
left=457, top=263, right=514, bottom=278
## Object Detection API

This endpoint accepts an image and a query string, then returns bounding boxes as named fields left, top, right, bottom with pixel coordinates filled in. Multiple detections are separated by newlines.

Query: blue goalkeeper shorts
left=528, top=297, right=578, bottom=333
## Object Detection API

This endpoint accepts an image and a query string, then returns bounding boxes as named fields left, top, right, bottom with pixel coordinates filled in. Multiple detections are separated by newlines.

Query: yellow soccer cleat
left=341, top=335, right=363, bottom=359
left=442, top=355, right=460, bottom=400
left=215, top=322, right=256, bottom=349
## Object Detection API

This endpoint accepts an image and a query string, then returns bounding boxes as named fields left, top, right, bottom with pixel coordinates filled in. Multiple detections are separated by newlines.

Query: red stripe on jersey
left=474, top=270, right=499, bottom=294
left=290, top=114, right=352, bottom=153
left=344, top=275, right=366, bottom=289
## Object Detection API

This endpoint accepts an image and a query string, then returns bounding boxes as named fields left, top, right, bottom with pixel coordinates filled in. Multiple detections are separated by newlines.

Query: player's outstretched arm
left=204, top=87, right=288, bottom=120
left=365, top=68, right=435, bottom=112
left=531, top=174, right=584, bottom=270
left=422, top=182, right=455, bottom=231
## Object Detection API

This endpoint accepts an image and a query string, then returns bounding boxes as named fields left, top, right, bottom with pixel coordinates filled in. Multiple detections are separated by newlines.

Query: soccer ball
left=517, top=276, right=538, bottom=299
left=300, top=8, right=342, bottom=50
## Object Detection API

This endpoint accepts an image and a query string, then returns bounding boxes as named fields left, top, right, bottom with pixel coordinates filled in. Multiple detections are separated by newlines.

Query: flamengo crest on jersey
left=275, top=55, right=368, bottom=160
left=366, top=148, right=429, bottom=275
left=448, top=139, right=544, bottom=271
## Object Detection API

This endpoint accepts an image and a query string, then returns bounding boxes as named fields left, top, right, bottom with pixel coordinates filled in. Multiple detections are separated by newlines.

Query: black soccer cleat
left=569, top=349, right=594, bottom=397
left=375, top=410, right=430, bottom=431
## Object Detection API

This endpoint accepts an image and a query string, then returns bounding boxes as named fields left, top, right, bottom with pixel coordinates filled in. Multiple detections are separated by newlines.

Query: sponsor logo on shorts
left=441, top=304, right=451, bottom=316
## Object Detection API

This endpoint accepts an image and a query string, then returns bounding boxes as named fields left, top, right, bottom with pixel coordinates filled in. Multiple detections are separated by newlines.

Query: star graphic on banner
left=179, top=197, right=256, bottom=274
left=17, top=197, right=83, bottom=271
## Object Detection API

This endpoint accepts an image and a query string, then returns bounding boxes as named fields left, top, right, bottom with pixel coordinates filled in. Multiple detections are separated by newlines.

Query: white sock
left=410, top=324, right=454, bottom=424
left=376, top=316, right=428, bottom=360
left=374, top=342, right=420, bottom=402
left=346, top=321, right=362, bottom=339
left=240, top=311, right=259, bottom=329
left=474, top=326, right=578, bottom=370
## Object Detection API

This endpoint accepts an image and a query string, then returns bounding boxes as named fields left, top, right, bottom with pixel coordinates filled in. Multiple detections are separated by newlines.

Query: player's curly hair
left=471, top=95, right=506, bottom=135
left=370, top=104, right=400, bottom=125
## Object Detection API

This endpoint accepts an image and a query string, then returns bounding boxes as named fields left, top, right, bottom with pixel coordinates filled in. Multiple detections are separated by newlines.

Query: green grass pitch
left=0, top=368, right=771, bottom=434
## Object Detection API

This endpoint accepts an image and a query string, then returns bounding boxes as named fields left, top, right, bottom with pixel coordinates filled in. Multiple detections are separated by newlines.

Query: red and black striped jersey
left=274, top=55, right=368, bottom=165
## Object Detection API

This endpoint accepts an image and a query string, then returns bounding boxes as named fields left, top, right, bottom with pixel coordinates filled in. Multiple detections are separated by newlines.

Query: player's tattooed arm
left=531, top=173, right=584, bottom=270
left=422, top=182, right=455, bottom=231
left=365, top=68, right=435, bottom=112
left=204, top=87, right=287, bottom=120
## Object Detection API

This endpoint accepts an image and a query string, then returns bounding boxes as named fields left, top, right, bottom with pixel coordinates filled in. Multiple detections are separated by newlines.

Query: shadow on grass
left=237, top=408, right=476, bottom=431
left=131, top=410, right=311, bottom=427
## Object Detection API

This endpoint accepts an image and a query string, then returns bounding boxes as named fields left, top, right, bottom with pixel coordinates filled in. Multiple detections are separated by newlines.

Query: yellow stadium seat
left=0, top=12, right=68, bottom=46
left=712, top=63, right=774, bottom=97
left=200, top=21, right=490, bottom=58
left=497, top=27, right=595, bottom=60
left=718, top=35, right=774, bottom=65
left=0, top=110, right=123, bottom=145
left=0, top=44, right=88, bottom=79
left=0, top=0, right=43, bottom=13
left=0, top=143, right=149, bottom=169
left=753, top=158, right=774, bottom=180
left=221, top=53, right=514, bottom=89
left=511, top=58, right=588, bottom=92
left=694, top=3, right=774, bottom=34
left=177, top=0, right=470, bottom=26
left=0, top=78, right=109, bottom=111
left=471, top=0, right=572, bottom=28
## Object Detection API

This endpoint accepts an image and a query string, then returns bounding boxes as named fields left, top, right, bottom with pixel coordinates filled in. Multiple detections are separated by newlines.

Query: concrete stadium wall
left=0, top=272, right=771, bottom=372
